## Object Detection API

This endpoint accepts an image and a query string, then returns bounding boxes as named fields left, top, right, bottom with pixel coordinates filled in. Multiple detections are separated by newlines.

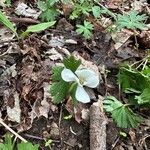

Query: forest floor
left=0, top=0, right=150, bottom=150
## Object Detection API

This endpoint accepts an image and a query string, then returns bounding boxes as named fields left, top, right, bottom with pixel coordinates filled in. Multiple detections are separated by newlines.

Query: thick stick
left=90, top=101, right=107, bottom=150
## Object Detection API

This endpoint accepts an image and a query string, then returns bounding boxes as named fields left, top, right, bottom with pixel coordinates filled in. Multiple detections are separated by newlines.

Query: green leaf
left=63, top=115, right=72, bottom=120
left=112, top=106, right=143, bottom=128
left=50, top=64, right=74, bottom=104
left=135, top=88, right=150, bottom=105
left=104, top=96, right=143, bottom=128
left=17, top=142, right=39, bottom=150
left=40, top=8, right=59, bottom=22
left=0, top=10, right=18, bottom=37
left=47, top=0, right=59, bottom=6
left=51, top=66, right=64, bottom=81
left=76, top=21, right=94, bottom=39
left=103, top=96, right=123, bottom=112
left=50, top=80, right=70, bottom=104
left=70, top=2, right=91, bottom=19
left=63, top=55, right=81, bottom=72
left=116, top=11, right=148, bottom=30
left=37, top=0, right=48, bottom=11
left=92, top=6, right=101, bottom=18
left=0, top=134, right=14, bottom=150
left=0, top=144, right=7, bottom=150
left=70, top=82, right=78, bottom=105
left=45, top=139, right=53, bottom=147
left=21, top=21, right=56, bottom=38
left=118, top=65, right=150, bottom=92
left=124, top=88, right=141, bottom=94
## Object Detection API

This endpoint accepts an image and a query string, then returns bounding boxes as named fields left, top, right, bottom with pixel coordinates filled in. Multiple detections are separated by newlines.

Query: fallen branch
left=90, top=97, right=107, bottom=150
left=10, top=17, right=40, bottom=24
left=0, top=118, right=27, bottom=143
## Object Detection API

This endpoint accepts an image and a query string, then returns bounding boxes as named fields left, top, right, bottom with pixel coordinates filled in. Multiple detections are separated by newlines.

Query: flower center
left=79, top=76, right=86, bottom=85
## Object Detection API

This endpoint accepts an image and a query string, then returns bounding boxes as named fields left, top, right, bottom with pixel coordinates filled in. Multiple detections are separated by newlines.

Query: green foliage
left=70, top=1, right=91, bottom=20
left=21, top=21, right=56, bottom=38
left=118, top=65, right=150, bottom=93
left=92, top=6, right=101, bottom=19
left=0, top=134, right=39, bottom=150
left=69, top=0, right=111, bottom=20
left=0, top=10, right=18, bottom=37
left=112, top=104, right=143, bottom=128
left=50, top=80, right=70, bottom=103
left=63, top=55, right=81, bottom=72
left=118, top=64, right=150, bottom=105
left=116, top=11, right=148, bottom=30
left=76, top=21, right=94, bottom=39
left=45, top=139, right=53, bottom=147
left=17, top=142, right=39, bottom=150
left=5, top=0, right=11, bottom=7
left=0, top=134, right=14, bottom=150
left=38, top=0, right=60, bottom=21
left=103, top=96, right=122, bottom=112
left=104, top=96, right=143, bottom=128
left=50, top=56, right=81, bottom=104
left=50, top=66, right=70, bottom=104
left=105, top=54, right=150, bottom=128
left=51, top=66, right=64, bottom=81
left=63, top=114, right=72, bottom=120
left=40, top=8, right=59, bottom=22
left=135, top=88, right=150, bottom=105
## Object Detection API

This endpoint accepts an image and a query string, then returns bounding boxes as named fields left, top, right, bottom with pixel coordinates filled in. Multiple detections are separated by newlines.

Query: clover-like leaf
left=116, top=11, right=148, bottom=30
left=76, top=21, right=94, bottom=39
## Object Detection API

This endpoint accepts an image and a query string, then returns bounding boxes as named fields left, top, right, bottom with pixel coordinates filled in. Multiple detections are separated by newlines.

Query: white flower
left=61, top=68, right=99, bottom=103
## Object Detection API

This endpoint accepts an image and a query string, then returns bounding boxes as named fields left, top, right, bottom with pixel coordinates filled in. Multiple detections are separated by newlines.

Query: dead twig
left=0, top=118, right=27, bottom=143
left=9, top=17, right=40, bottom=24
left=90, top=97, right=107, bottom=150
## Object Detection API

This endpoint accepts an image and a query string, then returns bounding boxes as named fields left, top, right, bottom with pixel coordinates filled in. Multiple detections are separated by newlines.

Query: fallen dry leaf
left=48, top=35, right=65, bottom=47
left=7, top=92, right=21, bottom=123
left=131, top=0, right=147, bottom=12
left=15, top=3, right=41, bottom=19
left=46, top=48, right=63, bottom=61
left=39, top=82, right=50, bottom=118
left=111, top=29, right=134, bottom=50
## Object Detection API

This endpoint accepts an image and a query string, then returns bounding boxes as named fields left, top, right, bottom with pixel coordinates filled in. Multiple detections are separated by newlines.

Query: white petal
left=75, top=69, right=99, bottom=88
left=75, top=86, right=90, bottom=103
left=61, top=68, right=78, bottom=82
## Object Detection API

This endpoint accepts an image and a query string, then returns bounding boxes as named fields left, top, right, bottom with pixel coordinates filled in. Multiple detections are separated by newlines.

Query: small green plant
left=0, top=10, right=18, bottom=37
left=70, top=0, right=106, bottom=20
left=0, top=134, right=39, bottom=150
left=37, top=0, right=60, bottom=21
left=76, top=21, right=94, bottom=39
left=45, top=139, right=53, bottom=147
left=63, top=114, right=72, bottom=120
left=50, top=55, right=99, bottom=104
left=21, top=21, right=56, bottom=38
left=0, top=134, right=14, bottom=150
left=104, top=51, right=150, bottom=128
left=17, top=142, right=39, bottom=150
left=104, top=96, right=143, bottom=128
left=116, top=11, right=148, bottom=30
left=0, top=0, right=11, bottom=7
left=70, top=1, right=92, bottom=20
